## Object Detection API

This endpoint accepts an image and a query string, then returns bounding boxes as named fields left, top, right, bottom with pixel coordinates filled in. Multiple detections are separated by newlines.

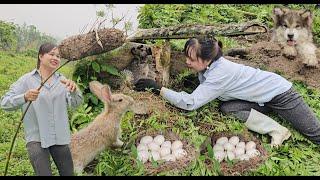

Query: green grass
left=1, top=47, right=320, bottom=176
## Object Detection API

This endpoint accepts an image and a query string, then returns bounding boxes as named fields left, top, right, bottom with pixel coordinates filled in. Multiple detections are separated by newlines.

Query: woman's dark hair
left=183, top=36, right=223, bottom=62
left=37, top=43, right=57, bottom=69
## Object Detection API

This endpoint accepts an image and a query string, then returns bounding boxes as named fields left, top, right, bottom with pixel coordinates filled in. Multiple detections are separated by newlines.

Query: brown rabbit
left=69, top=81, right=134, bottom=174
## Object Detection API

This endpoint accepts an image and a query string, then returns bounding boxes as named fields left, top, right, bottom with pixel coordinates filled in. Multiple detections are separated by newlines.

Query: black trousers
left=26, top=141, right=74, bottom=176
left=219, top=87, right=320, bottom=145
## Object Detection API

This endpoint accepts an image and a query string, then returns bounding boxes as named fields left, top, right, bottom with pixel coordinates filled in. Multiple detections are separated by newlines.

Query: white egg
left=245, top=141, right=256, bottom=151
left=246, top=149, right=260, bottom=158
left=171, top=140, right=183, bottom=151
left=149, top=151, right=161, bottom=161
left=153, top=135, right=165, bottom=146
left=161, top=141, right=172, bottom=149
left=140, top=135, right=153, bottom=145
left=216, top=137, right=228, bottom=145
left=223, top=142, right=235, bottom=152
left=137, top=150, right=149, bottom=163
left=238, top=154, right=250, bottom=161
left=172, top=148, right=187, bottom=160
left=137, top=143, right=148, bottom=152
left=234, top=147, right=245, bottom=157
left=148, top=142, right=160, bottom=152
left=228, top=136, right=240, bottom=146
left=213, top=144, right=224, bottom=152
left=225, top=151, right=236, bottom=161
left=214, top=150, right=225, bottom=162
left=159, top=147, right=171, bottom=157
left=162, top=154, right=176, bottom=162
left=236, top=141, right=246, bottom=149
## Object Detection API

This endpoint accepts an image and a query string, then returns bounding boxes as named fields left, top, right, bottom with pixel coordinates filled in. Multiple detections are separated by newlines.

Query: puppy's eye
left=296, top=25, right=301, bottom=28
left=118, top=99, right=123, bottom=102
left=282, top=24, right=288, bottom=28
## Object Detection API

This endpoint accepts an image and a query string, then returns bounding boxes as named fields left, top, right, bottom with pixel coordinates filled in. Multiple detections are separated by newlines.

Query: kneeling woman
left=134, top=37, right=320, bottom=147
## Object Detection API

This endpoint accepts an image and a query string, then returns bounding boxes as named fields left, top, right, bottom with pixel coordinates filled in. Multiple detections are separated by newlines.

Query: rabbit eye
left=118, top=99, right=123, bottom=102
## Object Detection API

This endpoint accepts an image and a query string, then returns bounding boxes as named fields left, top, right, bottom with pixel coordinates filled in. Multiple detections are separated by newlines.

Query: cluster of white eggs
left=136, top=135, right=187, bottom=163
left=213, top=136, right=260, bottom=162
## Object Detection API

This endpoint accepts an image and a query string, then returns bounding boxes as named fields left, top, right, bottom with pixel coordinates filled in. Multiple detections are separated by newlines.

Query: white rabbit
left=70, top=80, right=134, bottom=174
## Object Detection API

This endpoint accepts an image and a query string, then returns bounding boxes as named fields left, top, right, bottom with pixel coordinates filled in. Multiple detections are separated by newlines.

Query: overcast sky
left=0, top=4, right=143, bottom=41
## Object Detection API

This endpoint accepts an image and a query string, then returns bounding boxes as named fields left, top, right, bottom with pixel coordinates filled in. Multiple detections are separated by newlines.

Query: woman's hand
left=60, top=79, right=77, bottom=92
left=24, top=89, right=40, bottom=102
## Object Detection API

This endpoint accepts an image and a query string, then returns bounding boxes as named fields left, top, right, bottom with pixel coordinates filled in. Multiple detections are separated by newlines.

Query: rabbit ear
left=89, top=81, right=112, bottom=103
left=100, top=85, right=112, bottom=103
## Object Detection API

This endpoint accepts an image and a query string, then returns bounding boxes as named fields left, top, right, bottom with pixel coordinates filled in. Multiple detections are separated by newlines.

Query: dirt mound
left=226, top=39, right=320, bottom=90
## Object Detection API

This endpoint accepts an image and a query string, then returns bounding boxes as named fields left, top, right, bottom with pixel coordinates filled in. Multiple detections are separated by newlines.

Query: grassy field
left=1, top=50, right=320, bottom=176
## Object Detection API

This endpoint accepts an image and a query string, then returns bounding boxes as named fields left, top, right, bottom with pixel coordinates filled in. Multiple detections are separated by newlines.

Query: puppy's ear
left=281, top=8, right=290, bottom=14
left=300, top=10, right=313, bottom=28
left=273, top=7, right=285, bottom=26
left=273, top=7, right=284, bottom=16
